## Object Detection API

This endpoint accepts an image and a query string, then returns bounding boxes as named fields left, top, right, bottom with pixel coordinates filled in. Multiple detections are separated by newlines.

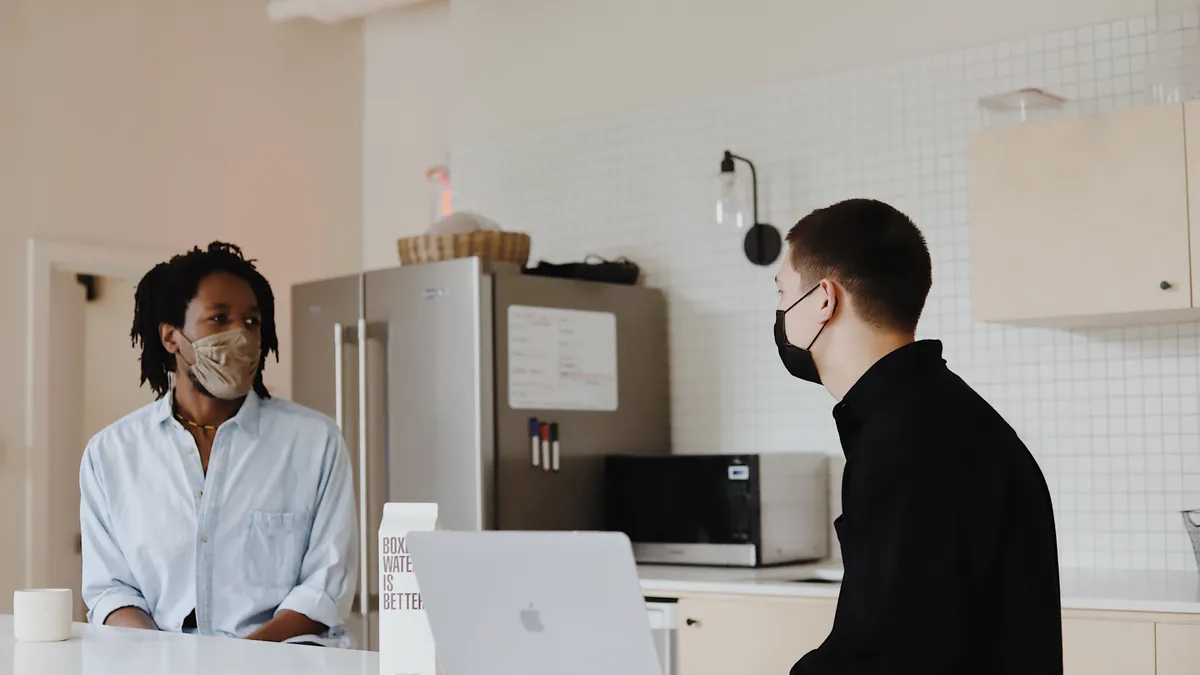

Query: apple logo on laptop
left=519, top=603, right=545, bottom=633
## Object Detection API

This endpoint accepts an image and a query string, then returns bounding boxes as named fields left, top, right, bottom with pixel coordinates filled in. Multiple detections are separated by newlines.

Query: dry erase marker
left=529, top=417, right=540, bottom=467
left=550, top=423, right=560, bottom=473
left=541, top=423, right=551, bottom=472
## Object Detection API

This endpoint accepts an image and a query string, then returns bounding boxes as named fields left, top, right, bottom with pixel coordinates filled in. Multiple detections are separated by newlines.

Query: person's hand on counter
left=103, top=606, right=158, bottom=631
left=243, top=610, right=326, bottom=643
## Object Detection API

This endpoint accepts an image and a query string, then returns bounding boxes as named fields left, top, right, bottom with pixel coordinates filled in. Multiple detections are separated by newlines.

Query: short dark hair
left=130, top=241, right=279, bottom=399
left=786, top=199, right=931, bottom=333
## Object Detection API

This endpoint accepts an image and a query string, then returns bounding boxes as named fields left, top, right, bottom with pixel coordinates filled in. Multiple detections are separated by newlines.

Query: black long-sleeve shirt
left=792, top=340, right=1062, bottom=675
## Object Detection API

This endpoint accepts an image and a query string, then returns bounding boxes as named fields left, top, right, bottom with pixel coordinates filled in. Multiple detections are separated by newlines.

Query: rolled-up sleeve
left=275, top=428, right=358, bottom=630
left=80, top=444, right=151, bottom=626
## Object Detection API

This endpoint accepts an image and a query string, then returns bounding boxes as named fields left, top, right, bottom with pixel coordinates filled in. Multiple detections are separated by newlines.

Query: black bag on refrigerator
left=523, top=255, right=640, bottom=285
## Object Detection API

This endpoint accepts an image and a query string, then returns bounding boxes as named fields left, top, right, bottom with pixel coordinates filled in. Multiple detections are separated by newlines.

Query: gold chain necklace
left=174, top=412, right=219, bottom=432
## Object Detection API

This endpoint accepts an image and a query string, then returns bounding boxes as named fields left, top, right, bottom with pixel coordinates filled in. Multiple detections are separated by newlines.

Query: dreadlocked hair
left=130, top=241, right=279, bottom=399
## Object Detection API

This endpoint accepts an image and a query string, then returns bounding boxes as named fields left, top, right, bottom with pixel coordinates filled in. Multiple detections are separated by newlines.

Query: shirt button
left=197, top=491, right=203, bottom=498
left=201, top=536, right=208, bottom=543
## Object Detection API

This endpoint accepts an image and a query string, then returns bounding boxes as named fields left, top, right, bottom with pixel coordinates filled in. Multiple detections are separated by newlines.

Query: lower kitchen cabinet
left=1060, top=618, right=1157, bottom=675
left=668, top=592, right=1198, bottom=675
left=1155, top=622, right=1200, bottom=675
left=677, top=596, right=836, bottom=675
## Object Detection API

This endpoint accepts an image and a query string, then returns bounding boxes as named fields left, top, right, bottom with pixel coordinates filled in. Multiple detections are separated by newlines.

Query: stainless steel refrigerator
left=291, top=258, right=671, bottom=650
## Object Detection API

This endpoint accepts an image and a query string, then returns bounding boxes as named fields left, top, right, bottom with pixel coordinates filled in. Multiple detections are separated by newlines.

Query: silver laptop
left=406, top=530, right=663, bottom=675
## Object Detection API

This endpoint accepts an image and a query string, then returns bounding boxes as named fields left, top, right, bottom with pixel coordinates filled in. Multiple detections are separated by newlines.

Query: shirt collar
left=833, top=339, right=946, bottom=428
left=153, top=387, right=262, bottom=437
left=151, top=393, right=174, bottom=426
left=229, top=391, right=262, bottom=436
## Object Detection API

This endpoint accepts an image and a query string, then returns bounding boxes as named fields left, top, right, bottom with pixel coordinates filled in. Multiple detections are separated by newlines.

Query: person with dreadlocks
left=78, top=242, right=357, bottom=646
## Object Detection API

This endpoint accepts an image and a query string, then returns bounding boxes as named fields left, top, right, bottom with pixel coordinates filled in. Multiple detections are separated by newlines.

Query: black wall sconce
left=717, top=150, right=782, bottom=266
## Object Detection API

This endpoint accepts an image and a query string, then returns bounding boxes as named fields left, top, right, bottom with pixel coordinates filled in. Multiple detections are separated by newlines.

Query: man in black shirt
left=776, top=199, right=1062, bottom=674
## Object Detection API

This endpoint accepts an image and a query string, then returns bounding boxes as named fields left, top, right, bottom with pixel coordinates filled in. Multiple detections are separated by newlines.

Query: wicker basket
left=397, top=230, right=531, bottom=267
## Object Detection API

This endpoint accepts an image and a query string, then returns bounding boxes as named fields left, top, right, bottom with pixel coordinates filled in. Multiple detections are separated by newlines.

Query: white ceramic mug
left=13, top=589, right=73, bottom=642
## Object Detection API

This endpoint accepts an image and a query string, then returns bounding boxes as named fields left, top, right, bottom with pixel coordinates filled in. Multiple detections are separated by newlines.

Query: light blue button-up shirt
left=79, top=390, right=358, bottom=640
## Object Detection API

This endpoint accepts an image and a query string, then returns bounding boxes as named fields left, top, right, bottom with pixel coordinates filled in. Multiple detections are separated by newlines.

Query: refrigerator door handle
left=356, top=317, right=370, bottom=648
left=335, top=319, right=370, bottom=647
left=333, top=323, right=346, bottom=432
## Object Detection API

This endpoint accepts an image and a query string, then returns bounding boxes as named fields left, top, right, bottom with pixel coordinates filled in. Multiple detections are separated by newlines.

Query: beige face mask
left=175, top=328, right=262, bottom=400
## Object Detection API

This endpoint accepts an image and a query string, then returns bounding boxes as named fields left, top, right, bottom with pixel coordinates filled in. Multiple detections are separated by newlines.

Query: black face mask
left=774, top=284, right=835, bottom=384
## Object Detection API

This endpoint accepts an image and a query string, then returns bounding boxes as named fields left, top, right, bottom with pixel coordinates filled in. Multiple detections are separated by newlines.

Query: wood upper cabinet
left=971, top=103, right=1193, bottom=325
left=1186, top=103, right=1200, bottom=308
left=677, top=596, right=836, bottom=675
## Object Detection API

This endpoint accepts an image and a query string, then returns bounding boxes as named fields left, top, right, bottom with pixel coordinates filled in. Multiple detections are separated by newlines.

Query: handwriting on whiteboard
left=508, top=305, right=618, bottom=411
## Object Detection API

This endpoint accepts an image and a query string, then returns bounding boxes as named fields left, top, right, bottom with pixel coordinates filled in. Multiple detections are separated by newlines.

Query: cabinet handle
left=1161, top=281, right=1173, bottom=290
left=686, top=618, right=700, bottom=627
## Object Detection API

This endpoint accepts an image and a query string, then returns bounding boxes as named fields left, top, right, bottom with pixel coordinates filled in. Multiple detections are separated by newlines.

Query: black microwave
left=603, top=453, right=830, bottom=567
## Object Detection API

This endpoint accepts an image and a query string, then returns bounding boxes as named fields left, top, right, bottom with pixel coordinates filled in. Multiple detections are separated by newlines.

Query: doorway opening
left=25, top=240, right=170, bottom=619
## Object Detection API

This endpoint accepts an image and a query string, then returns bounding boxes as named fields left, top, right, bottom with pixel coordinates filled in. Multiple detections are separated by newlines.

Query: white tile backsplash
left=454, top=13, right=1200, bottom=571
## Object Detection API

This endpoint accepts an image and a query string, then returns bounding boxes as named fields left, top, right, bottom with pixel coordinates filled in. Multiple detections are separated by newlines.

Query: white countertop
left=5, top=566, right=1196, bottom=675
left=638, top=563, right=1200, bottom=614
left=0, top=615, right=376, bottom=675
left=639, top=562, right=843, bottom=599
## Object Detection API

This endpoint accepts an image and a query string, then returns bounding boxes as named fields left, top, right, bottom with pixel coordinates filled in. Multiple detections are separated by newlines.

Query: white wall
left=367, top=0, right=1178, bottom=571
left=0, top=0, right=364, bottom=607
left=363, top=0, right=1155, bottom=256
left=83, top=276, right=156, bottom=443
left=450, top=0, right=1154, bottom=143
left=451, top=11, right=1200, bottom=571
left=363, top=0, right=455, bottom=268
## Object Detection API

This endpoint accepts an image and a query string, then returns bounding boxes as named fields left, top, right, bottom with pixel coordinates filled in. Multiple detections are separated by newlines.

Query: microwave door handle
left=357, top=317, right=370, bottom=648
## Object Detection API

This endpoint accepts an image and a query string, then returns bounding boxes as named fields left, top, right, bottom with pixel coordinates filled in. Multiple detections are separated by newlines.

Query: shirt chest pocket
left=243, top=511, right=306, bottom=590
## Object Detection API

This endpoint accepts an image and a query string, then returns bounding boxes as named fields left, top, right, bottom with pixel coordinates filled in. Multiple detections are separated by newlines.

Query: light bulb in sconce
left=716, top=152, right=745, bottom=230
left=715, top=149, right=782, bottom=267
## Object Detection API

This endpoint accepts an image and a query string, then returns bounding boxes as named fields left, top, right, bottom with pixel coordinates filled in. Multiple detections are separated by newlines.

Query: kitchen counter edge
left=637, top=564, right=1200, bottom=616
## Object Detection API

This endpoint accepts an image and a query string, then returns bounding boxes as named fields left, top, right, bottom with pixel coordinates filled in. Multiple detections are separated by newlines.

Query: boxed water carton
left=379, top=502, right=439, bottom=675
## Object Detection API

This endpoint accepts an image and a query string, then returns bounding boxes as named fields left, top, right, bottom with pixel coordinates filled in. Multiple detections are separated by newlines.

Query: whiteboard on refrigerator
left=507, top=305, right=618, bottom=411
